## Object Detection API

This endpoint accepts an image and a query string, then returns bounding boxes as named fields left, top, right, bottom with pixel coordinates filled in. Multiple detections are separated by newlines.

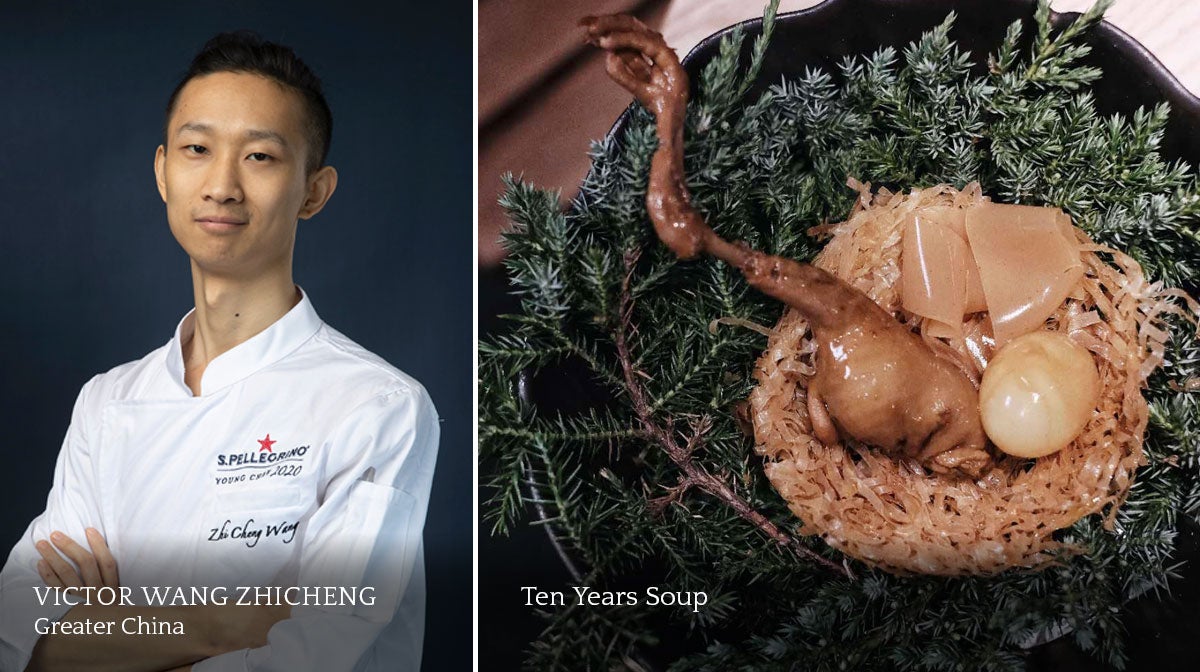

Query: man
left=0, top=32, right=439, bottom=671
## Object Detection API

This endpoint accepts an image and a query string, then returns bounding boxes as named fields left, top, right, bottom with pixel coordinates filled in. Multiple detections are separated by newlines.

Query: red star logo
left=257, top=434, right=276, bottom=452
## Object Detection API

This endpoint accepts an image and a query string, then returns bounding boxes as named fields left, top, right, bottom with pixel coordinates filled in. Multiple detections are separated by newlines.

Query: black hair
left=164, top=31, right=332, bottom=173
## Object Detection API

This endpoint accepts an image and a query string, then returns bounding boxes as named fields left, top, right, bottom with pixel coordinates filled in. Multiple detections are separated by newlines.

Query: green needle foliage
left=480, top=1, right=1200, bottom=669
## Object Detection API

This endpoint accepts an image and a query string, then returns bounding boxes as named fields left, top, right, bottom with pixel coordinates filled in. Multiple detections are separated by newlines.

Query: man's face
left=155, top=72, right=330, bottom=279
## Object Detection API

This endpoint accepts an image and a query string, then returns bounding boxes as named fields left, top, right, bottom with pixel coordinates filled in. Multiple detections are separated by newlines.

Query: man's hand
left=35, top=528, right=119, bottom=589
left=212, top=602, right=293, bottom=651
left=28, top=529, right=290, bottom=672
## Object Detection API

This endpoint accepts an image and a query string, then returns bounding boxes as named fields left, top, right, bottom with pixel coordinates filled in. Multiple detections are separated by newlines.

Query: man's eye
left=248, top=152, right=272, bottom=162
left=185, top=144, right=208, bottom=155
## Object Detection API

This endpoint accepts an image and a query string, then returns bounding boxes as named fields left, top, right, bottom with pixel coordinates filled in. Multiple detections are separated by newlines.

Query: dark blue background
left=0, top=1, right=470, bottom=669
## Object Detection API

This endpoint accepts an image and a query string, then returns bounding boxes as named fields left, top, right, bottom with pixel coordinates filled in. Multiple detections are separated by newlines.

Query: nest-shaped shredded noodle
left=748, top=180, right=1197, bottom=575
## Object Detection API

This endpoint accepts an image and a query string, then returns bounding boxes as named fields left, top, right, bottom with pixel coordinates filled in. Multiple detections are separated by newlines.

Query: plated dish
left=481, top=0, right=1200, bottom=668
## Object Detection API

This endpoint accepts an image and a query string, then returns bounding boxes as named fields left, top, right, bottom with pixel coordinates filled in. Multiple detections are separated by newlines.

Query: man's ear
left=154, top=145, right=167, bottom=203
left=298, top=166, right=338, bottom=220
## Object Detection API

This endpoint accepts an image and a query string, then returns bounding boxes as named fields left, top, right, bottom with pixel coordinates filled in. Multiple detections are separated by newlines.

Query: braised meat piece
left=582, top=14, right=992, bottom=476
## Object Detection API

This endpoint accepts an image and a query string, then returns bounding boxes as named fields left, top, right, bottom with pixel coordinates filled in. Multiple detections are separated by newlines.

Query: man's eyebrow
left=176, top=122, right=213, bottom=137
left=175, top=123, right=288, bottom=147
left=243, top=129, right=289, bottom=147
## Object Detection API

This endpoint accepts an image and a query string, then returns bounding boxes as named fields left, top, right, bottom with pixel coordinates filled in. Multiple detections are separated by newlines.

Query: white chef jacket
left=0, top=290, right=439, bottom=671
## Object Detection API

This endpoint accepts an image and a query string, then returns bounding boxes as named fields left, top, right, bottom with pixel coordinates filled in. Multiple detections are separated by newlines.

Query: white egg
left=978, top=331, right=1100, bottom=458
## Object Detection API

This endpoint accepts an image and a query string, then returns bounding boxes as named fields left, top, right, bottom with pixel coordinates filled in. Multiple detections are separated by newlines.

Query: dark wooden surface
left=478, top=0, right=667, bottom=267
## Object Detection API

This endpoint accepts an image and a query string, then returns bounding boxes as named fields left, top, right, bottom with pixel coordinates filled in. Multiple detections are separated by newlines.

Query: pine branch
left=613, top=247, right=853, bottom=578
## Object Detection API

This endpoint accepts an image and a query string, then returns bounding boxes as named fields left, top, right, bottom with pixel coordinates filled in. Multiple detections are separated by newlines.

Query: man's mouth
left=195, top=216, right=248, bottom=233
left=196, top=216, right=247, bottom=225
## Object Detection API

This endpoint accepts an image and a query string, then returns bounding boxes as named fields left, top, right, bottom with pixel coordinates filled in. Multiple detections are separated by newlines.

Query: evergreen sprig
left=480, top=1, right=1200, bottom=669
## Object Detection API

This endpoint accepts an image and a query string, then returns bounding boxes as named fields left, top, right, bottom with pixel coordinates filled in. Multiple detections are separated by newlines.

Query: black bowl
left=480, top=1, right=1200, bottom=669
left=610, top=0, right=1200, bottom=163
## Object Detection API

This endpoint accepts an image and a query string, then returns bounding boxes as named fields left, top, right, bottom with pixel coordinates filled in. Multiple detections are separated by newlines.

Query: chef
left=0, top=31, right=438, bottom=672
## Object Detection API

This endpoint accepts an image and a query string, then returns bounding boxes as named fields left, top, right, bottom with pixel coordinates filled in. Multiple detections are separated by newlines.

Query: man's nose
left=202, top=154, right=244, bottom=203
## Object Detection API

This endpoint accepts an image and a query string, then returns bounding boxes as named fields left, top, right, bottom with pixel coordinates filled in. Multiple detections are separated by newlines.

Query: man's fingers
left=49, top=531, right=103, bottom=587
left=36, top=559, right=64, bottom=588
left=85, top=528, right=119, bottom=588
left=35, top=540, right=82, bottom=588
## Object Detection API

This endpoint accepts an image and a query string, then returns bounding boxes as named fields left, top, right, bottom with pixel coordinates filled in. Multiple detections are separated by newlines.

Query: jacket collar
left=164, top=287, right=322, bottom=397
